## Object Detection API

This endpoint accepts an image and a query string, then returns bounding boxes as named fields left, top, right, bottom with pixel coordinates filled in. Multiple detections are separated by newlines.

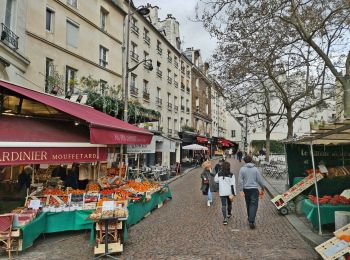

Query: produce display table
left=20, top=209, right=94, bottom=250
left=301, top=199, right=350, bottom=228
left=19, top=186, right=172, bottom=251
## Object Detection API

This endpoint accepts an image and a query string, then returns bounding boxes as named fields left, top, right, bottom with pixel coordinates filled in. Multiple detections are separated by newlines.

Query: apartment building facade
left=0, top=0, right=30, bottom=85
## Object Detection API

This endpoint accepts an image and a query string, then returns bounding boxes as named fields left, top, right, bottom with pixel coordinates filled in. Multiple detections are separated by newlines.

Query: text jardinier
left=0, top=151, right=97, bottom=162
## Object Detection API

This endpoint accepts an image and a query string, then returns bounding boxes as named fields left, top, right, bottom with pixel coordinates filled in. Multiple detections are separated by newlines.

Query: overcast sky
left=134, top=0, right=217, bottom=62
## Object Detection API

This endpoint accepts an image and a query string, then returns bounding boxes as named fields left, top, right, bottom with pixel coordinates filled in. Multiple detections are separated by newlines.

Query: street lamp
left=123, top=2, right=151, bottom=123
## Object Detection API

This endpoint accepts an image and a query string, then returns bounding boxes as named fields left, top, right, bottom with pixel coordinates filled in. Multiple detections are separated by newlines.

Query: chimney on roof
left=204, top=62, right=209, bottom=76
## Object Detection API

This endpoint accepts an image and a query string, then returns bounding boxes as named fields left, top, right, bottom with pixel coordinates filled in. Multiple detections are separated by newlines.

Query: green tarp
left=301, top=199, right=350, bottom=228
left=20, top=187, right=172, bottom=250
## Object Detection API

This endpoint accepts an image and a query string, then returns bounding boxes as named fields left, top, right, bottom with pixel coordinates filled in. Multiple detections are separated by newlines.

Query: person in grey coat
left=200, top=160, right=218, bottom=207
left=239, top=155, right=266, bottom=229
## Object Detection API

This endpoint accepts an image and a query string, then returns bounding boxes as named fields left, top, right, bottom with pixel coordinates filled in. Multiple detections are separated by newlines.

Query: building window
left=100, top=8, right=108, bottom=31
left=100, top=80, right=107, bottom=94
left=130, top=42, right=138, bottom=61
left=131, top=17, right=139, bottom=35
left=143, top=80, right=149, bottom=93
left=5, top=0, right=15, bottom=29
left=144, top=28, right=150, bottom=45
left=67, top=0, right=77, bottom=8
left=231, top=130, right=236, bottom=138
left=45, top=58, right=54, bottom=93
left=66, top=20, right=79, bottom=48
left=99, top=45, right=108, bottom=68
left=65, top=66, right=78, bottom=94
left=46, top=8, right=54, bottom=32
left=186, top=119, right=189, bottom=126
left=156, top=40, right=162, bottom=55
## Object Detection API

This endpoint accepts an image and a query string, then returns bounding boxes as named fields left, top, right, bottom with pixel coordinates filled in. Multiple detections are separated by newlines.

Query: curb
left=263, top=176, right=328, bottom=247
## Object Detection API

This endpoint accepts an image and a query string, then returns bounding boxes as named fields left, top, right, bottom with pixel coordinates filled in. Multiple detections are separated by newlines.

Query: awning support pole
left=310, top=142, right=322, bottom=235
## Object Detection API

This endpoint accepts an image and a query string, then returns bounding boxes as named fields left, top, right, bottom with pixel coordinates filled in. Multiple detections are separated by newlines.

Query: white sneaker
left=207, top=201, right=210, bottom=207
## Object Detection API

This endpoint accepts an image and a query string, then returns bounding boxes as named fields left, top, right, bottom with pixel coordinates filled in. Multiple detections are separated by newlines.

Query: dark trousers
left=243, top=188, right=259, bottom=224
left=220, top=196, right=232, bottom=219
left=78, top=179, right=89, bottom=190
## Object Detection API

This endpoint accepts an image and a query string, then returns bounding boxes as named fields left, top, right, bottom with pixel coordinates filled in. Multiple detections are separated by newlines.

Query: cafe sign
left=0, top=147, right=107, bottom=165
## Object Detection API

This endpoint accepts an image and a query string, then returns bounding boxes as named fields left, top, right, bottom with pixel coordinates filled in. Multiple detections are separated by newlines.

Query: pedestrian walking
left=239, top=155, right=266, bottom=229
left=200, top=160, right=218, bottom=207
left=237, top=149, right=243, bottom=162
left=215, top=161, right=236, bottom=225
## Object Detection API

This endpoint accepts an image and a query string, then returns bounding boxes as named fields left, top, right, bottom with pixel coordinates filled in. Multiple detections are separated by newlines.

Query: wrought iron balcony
left=1, top=23, right=19, bottom=50
left=130, top=51, right=139, bottom=62
left=186, top=87, right=190, bottom=93
left=186, top=107, right=190, bottom=113
left=167, top=102, right=173, bottom=111
left=181, top=105, right=185, bottom=112
left=186, top=71, right=191, bottom=77
left=131, top=24, right=139, bottom=35
left=174, top=105, right=179, bottom=112
left=130, top=86, right=138, bottom=96
left=156, top=69, right=162, bottom=78
left=144, top=35, right=150, bottom=45
left=168, top=56, right=172, bottom=63
left=157, top=46, right=162, bottom=55
left=174, top=81, right=178, bottom=88
left=156, top=97, right=162, bottom=106
left=181, top=83, right=185, bottom=91
left=167, top=77, right=172, bottom=84
left=99, top=59, right=108, bottom=68
left=174, top=61, right=179, bottom=68
left=181, top=67, right=185, bottom=74
left=143, top=91, right=150, bottom=100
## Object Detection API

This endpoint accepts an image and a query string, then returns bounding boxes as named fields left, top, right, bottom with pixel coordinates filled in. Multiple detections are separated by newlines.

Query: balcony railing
left=99, top=59, right=108, bottom=68
left=167, top=102, right=172, bottom=111
left=168, top=56, right=172, bottom=63
left=130, top=86, right=138, bottom=96
left=167, top=77, right=172, bottom=84
left=144, top=35, right=150, bottom=45
left=181, top=105, right=185, bottom=112
left=186, top=107, right=190, bottom=113
left=156, top=97, right=162, bottom=106
left=143, top=92, right=150, bottom=100
left=131, top=24, right=139, bottom=35
left=130, top=51, right=139, bottom=62
left=174, top=105, right=179, bottom=112
left=181, top=83, right=185, bottom=91
left=1, top=23, right=19, bottom=50
left=186, top=71, right=191, bottom=77
left=181, top=67, right=185, bottom=74
left=156, top=69, right=162, bottom=78
left=174, top=61, right=179, bottom=68
left=157, top=46, right=162, bottom=55
left=186, top=87, right=190, bottom=93
left=174, top=81, right=178, bottom=88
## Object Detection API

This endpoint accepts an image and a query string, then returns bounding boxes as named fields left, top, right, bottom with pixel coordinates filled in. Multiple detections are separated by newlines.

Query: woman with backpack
left=215, top=161, right=236, bottom=225
left=200, top=160, right=218, bottom=207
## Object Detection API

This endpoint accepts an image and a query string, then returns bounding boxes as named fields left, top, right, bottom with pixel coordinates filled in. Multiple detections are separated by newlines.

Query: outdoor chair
left=0, top=214, right=15, bottom=259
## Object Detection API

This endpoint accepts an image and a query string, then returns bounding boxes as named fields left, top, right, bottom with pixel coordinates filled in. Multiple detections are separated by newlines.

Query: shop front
left=0, top=80, right=171, bottom=257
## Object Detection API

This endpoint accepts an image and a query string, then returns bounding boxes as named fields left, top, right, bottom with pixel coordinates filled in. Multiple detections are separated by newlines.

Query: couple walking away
left=200, top=156, right=265, bottom=228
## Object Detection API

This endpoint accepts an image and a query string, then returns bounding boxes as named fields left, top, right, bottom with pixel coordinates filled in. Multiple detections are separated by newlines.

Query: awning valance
left=0, top=80, right=152, bottom=145
left=197, top=137, right=208, bottom=143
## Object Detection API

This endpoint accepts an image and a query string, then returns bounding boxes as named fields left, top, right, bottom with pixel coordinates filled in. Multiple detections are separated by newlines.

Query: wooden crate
left=315, top=223, right=350, bottom=260
left=96, top=221, right=123, bottom=231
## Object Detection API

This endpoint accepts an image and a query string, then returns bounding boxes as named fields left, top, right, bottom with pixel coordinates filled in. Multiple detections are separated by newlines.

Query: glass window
left=45, top=58, right=54, bottom=93
left=65, top=66, right=78, bottom=94
left=67, top=0, right=77, bottom=8
left=130, top=73, right=136, bottom=88
left=143, top=80, right=148, bottom=93
left=100, top=8, right=108, bottom=30
left=66, top=20, right=79, bottom=48
left=99, top=46, right=108, bottom=68
left=5, top=0, right=14, bottom=28
left=46, top=8, right=54, bottom=32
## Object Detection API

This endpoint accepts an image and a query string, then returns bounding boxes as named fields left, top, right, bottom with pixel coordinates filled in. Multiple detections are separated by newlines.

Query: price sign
left=102, top=201, right=115, bottom=212
left=29, top=199, right=41, bottom=209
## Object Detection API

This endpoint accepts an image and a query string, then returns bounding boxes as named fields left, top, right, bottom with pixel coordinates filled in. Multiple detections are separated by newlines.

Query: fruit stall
left=283, top=120, right=350, bottom=235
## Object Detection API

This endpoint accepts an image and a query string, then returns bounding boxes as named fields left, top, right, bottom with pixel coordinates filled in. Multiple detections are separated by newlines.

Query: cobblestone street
left=9, top=158, right=319, bottom=260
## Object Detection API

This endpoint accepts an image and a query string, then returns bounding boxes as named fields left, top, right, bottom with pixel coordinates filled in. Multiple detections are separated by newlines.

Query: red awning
left=219, top=139, right=234, bottom=147
left=0, top=81, right=152, bottom=145
left=197, top=137, right=208, bottom=143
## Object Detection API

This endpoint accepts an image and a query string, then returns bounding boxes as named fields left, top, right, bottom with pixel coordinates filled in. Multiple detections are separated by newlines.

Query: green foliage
left=251, top=140, right=285, bottom=154
left=182, top=125, right=196, bottom=132
left=86, top=91, right=160, bottom=123
left=46, top=67, right=64, bottom=94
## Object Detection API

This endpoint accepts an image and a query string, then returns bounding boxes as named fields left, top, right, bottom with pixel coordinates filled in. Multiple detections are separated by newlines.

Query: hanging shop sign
left=0, top=147, right=108, bottom=165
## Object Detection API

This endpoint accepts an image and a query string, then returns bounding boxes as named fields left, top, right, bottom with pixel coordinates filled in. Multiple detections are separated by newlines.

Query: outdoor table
left=301, top=198, right=350, bottom=228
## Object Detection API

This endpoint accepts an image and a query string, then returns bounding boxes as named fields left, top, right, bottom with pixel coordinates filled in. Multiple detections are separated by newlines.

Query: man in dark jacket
left=239, top=155, right=266, bottom=229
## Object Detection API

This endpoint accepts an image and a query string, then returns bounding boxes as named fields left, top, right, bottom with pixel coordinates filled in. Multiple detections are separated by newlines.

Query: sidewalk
left=262, top=172, right=331, bottom=247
